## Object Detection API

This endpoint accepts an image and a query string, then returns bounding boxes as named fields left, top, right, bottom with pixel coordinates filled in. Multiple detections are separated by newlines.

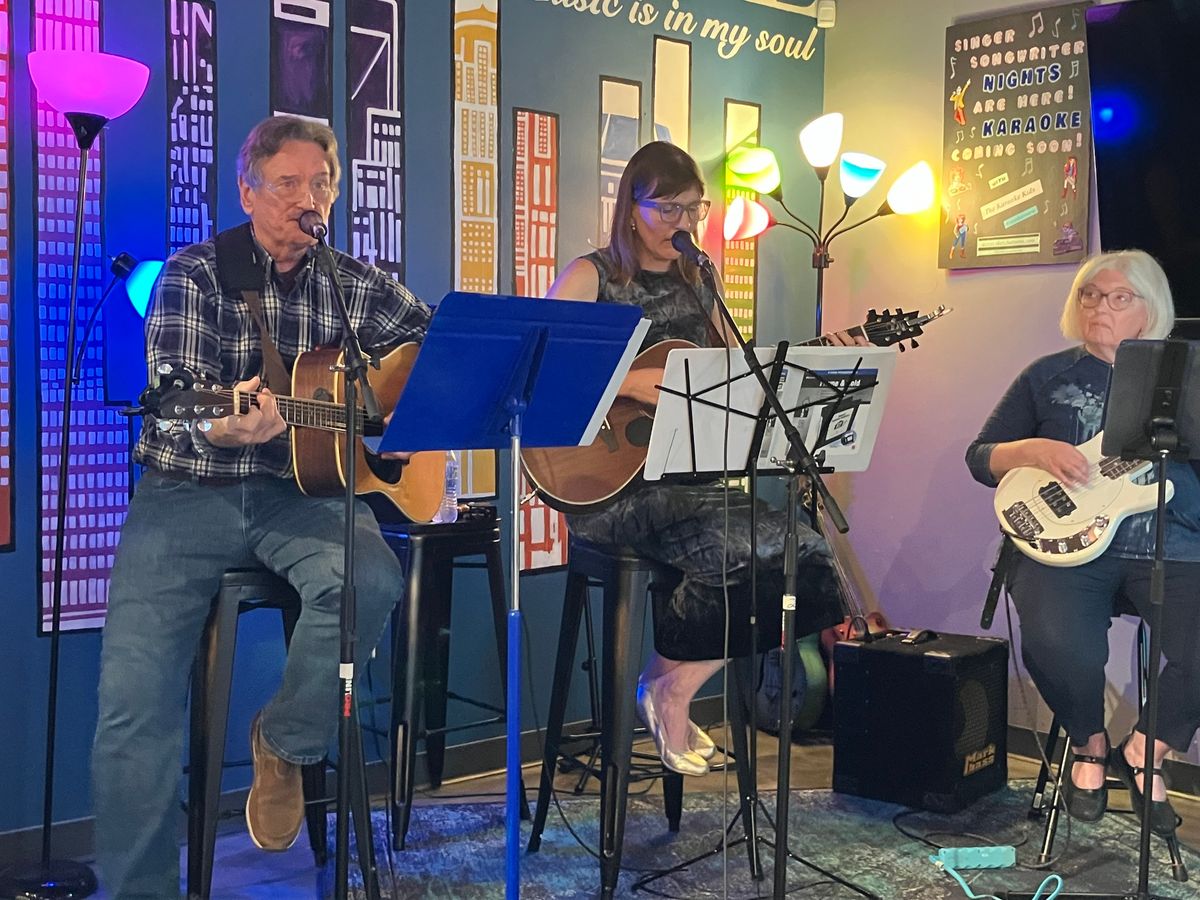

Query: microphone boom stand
left=671, top=232, right=872, bottom=899
left=310, top=225, right=382, bottom=900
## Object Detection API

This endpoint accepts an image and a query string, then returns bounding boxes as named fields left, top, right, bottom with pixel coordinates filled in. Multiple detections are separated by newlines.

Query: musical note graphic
left=1024, top=157, right=1034, bottom=175
left=973, top=222, right=979, bottom=234
left=1044, top=200, right=1051, bottom=214
left=1072, top=9, right=1080, bottom=31
left=977, top=163, right=985, bottom=179
left=1061, top=201, right=1069, bottom=216
left=1052, top=17, right=1060, bottom=38
left=1071, top=60, right=1080, bottom=78
left=956, top=129, right=964, bottom=144
left=1029, top=11, right=1043, bottom=37
left=950, top=56, right=957, bottom=78
left=970, top=125, right=976, bottom=138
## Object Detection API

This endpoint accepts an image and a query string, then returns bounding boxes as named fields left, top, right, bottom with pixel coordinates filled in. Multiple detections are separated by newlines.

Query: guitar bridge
left=1002, top=501, right=1043, bottom=541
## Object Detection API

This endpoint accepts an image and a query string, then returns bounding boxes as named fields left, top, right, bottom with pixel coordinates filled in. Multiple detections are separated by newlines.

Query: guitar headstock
left=862, top=305, right=951, bottom=352
left=138, top=365, right=233, bottom=432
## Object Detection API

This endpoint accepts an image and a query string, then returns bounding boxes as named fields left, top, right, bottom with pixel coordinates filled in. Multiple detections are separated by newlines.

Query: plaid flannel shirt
left=135, top=232, right=432, bottom=480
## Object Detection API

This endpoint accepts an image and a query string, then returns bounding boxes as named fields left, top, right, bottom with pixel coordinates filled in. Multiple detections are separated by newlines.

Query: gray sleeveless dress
left=565, top=252, right=841, bottom=661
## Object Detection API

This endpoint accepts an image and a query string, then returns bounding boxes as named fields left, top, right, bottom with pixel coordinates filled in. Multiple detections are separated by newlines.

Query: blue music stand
left=381, top=292, right=647, bottom=898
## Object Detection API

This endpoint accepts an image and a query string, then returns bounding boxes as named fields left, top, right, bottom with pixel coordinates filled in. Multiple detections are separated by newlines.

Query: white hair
left=1059, top=249, right=1174, bottom=342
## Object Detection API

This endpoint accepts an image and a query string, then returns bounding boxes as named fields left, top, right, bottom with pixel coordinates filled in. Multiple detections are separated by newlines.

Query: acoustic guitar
left=138, top=343, right=448, bottom=523
left=522, top=306, right=950, bottom=513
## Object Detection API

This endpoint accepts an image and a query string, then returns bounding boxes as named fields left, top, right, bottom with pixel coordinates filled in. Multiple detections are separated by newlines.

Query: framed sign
left=941, top=2, right=1091, bottom=269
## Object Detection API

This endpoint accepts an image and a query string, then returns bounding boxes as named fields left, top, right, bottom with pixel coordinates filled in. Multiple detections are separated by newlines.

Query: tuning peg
left=195, top=419, right=213, bottom=433
left=156, top=419, right=172, bottom=433
left=911, top=338, right=919, bottom=349
left=156, top=363, right=173, bottom=375
left=898, top=344, right=907, bottom=352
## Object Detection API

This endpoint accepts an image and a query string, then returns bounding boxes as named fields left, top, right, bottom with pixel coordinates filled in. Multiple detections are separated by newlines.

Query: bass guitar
left=138, top=344, right=448, bottom=523
left=523, top=306, right=950, bottom=513
left=994, top=430, right=1173, bottom=567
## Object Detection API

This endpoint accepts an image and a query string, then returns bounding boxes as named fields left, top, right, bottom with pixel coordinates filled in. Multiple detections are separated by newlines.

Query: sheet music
left=580, top=317, right=653, bottom=445
left=643, top=345, right=897, bottom=480
left=758, top=345, right=897, bottom=473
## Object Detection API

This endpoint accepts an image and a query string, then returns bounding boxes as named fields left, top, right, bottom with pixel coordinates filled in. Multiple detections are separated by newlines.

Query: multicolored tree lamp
left=722, top=111, right=935, bottom=333
left=0, top=49, right=149, bottom=900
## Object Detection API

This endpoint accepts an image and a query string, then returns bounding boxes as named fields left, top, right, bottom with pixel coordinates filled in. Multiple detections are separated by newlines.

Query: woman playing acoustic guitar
left=544, top=141, right=861, bottom=775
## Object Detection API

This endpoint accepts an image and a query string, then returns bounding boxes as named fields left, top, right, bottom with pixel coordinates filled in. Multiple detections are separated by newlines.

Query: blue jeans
left=1009, top=553, right=1200, bottom=750
left=92, top=471, right=405, bottom=898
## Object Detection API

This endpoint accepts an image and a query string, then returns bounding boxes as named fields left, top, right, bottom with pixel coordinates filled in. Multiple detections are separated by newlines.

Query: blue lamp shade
left=838, top=152, right=886, bottom=199
left=125, top=260, right=164, bottom=317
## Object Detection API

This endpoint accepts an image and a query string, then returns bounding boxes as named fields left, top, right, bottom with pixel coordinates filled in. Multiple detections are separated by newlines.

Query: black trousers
left=567, top=483, right=842, bottom=661
left=1009, top=553, right=1200, bottom=750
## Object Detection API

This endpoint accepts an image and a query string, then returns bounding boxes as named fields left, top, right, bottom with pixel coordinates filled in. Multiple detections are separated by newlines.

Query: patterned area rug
left=323, top=783, right=1200, bottom=899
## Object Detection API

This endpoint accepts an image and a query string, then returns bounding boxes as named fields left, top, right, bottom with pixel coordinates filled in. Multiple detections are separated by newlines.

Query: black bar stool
left=1027, top=622, right=1187, bottom=882
left=527, top=538, right=759, bottom=899
left=381, top=510, right=529, bottom=851
left=186, top=567, right=379, bottom=900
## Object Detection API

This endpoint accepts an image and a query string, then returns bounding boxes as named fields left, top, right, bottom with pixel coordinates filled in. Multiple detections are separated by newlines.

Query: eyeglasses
left=637, top=199, right=711, bottom=224
left=261, top=175, right=336, bottom=202
left=1077, top=285, right=1142, bottom=311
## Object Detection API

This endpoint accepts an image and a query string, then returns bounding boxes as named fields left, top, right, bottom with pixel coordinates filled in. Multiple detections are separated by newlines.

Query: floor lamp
left=0, top=49, right=149, bottom=900
left=722, top=113, right=935, bottom=898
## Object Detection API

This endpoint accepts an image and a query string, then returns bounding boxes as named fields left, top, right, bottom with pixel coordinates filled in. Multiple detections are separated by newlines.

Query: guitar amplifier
left=832, top=631, right=1008, bottom=813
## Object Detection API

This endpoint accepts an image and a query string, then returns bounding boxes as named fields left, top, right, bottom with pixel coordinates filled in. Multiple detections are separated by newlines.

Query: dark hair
left=600, top=141, right=704, bottom=286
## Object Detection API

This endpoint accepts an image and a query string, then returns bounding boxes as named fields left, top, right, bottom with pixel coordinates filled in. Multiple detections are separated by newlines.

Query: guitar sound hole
left=626, top=416, right=653, bottom=447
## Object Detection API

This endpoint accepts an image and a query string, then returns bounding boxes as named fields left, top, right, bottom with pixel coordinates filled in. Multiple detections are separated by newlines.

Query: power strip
left=937, top=846, right=1017, bottom=869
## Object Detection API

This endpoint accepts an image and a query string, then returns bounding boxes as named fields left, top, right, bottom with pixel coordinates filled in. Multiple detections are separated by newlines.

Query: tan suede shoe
left=246, top=712, right=304, bottom=851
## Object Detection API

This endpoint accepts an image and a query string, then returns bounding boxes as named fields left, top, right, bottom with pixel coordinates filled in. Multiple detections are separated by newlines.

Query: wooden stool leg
left=187, top=593, right=240, bottom=900
left=599, top=567, right=647, bottom=900
left=391, top=541, right=424, bottom=851
left=527, top=568, right=587, bottom=853
left=486, top=540, right=530, bottom=820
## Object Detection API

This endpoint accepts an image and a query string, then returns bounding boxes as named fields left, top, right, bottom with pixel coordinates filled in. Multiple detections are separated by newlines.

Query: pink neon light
left=724, top=196, right=773, bottom=241
left=27, top=50, right=149, bottom=120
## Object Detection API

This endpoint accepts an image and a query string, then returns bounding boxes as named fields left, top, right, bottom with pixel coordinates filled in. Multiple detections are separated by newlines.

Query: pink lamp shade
left=724, top=196, right=774, bottom=241
left=28, top=50, right=149, bottom=121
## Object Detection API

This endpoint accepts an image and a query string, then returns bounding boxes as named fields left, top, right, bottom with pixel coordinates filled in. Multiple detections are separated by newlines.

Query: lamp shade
left=125, top=260, right=164, bottom=318
left=28, top=50, right=150, bottom=120
left=838, top=152, right=886, bottom=199
left=882, top=161, right=936, bottom=215
left=726, top=145, right=782, bottom=195
left=799, top=112, right=843, bottom=169
left=723, top=196, right=773, bottom=241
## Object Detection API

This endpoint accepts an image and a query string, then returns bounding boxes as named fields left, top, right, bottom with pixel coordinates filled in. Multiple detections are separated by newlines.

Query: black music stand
left=632, top=342, right=893, bottom=897
left=1003, top=339, right=1200, bottom=900
left=379, top=291, right=646, bottom=899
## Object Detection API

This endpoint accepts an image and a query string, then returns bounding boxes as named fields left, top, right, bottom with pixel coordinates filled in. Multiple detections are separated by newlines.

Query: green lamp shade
left=723, top=196, right=773, bottom=241
left=838, top=152, right=886, bottom=199
left=725, top=146, right=781, bottom=194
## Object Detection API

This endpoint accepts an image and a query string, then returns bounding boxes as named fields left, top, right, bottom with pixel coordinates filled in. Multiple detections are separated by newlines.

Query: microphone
left=671, top=230, right=712, bottom=269
left=298, top=209, right=328, bottom=241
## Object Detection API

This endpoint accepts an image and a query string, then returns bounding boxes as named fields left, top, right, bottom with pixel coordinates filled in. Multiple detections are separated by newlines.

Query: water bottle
left=433, top=450, right=460, bottom=523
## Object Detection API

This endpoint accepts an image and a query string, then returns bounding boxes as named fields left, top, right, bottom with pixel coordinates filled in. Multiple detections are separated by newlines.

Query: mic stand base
left=0, top=860, right=98, bottom=900
left=630, top=798, right=875, bottom=898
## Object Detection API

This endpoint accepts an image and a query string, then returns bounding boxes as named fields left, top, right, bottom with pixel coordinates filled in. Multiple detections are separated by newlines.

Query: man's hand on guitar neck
left=206, top=376, right=288, bottom=448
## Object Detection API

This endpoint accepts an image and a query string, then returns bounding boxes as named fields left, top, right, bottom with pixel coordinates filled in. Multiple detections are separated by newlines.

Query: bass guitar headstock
left=862, top=305, right=952, bottom=351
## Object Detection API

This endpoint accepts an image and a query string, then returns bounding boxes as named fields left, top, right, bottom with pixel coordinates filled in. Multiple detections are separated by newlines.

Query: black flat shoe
left=1063, top=740, right=1109, bottom=823
left=1110, top=738, right=1178, bottom=836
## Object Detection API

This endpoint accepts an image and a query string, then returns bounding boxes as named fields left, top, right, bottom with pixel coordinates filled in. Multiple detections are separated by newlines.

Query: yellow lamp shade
left=724, top=196, right=773, bottom=241
left=725, top=145, right=782, bottom=195
left=883, top=161, right=936, bottom=215
left=799, top=112, right=843, bottom=169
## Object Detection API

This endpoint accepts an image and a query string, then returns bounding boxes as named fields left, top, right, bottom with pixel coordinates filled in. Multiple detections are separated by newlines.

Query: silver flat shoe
left=636, top=681, right=709, bottom=776
left=688, top=721, right=717, bottom=760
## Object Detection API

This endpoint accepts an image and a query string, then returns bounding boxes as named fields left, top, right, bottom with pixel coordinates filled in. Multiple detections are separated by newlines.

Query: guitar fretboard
left=233, top=391, right=370, bottom=434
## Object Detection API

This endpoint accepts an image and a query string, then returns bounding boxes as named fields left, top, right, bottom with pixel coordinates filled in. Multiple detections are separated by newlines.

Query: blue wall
left=0, top=0, right=825, bottom=834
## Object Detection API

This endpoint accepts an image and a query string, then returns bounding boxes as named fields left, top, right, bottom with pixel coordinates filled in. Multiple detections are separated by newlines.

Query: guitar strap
left=213, top=222, right=292, bottom=396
